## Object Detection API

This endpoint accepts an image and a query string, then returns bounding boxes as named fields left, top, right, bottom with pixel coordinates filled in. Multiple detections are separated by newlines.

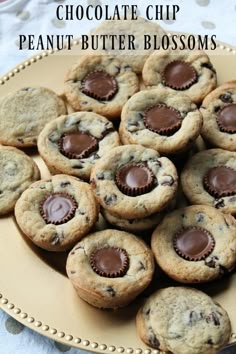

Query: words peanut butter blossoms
left=115, top=163, right=156, bottom=196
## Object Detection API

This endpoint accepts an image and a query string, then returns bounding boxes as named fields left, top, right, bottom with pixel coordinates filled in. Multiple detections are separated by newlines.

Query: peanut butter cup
left=58, top=131, right=98, bottom=159
left=161, top=60, right=197, bottom=90
left=216, top=103, right=236, bottom=134
left=81, top=71, right=118, bottom=101
left=115, top=163, right=155, bottom=197
left=173, top=227, right=215, bottom=261
left=90, top=247, right=129, bottom=278
left=40, top=193, right=77, bottom=225
left=143, top=104, right=182, bottom=135
left=203, top=166, right=236, bottom=198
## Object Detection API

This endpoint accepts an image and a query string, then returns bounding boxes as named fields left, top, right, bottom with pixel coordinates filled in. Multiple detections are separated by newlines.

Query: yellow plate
left=0, top=38, right=236, bottom=354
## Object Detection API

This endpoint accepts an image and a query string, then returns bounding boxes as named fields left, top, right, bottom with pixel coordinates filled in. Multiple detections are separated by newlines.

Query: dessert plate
left=0, top=36, right=236, bottom=354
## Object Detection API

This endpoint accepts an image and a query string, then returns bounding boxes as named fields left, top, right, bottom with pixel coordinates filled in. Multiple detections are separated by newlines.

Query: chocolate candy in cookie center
left=59, top=131, right=98, bottom=159
left=174, top=227, right=215, bottom=261
left=203, top=166, right=236, bottom=198
left=217, top=103, right=236, bottom=133
left=161, top=60, right=197, bottom=90
left=81, top=71, right=118, bottom=101
left=90, top=247, right=129, bottom=278
left=115, top=163, right=156, bottom=196
left=40, top=193, right=77, bottom=225
left=143, top=104, right=182, bottom=135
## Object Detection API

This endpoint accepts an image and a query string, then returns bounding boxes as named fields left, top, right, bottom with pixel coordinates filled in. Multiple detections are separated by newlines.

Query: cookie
left=0, top=145, right=40, bottom=215
left=90, top=145, right=178, bottom=219
left=66, top=229, right=154, bottom=308
left=181, top=149, right=236, bottom=215
left=201, top=81, right=236, bottom=151
left=101, top=208, right=164, bottom=233
left=119, top=87, right=203, bottom=155
left=151, top=205, right=236, bottom=283
left=64, top=55, right=139, bottom=119
left=38, top=112, right=120, bottom=181
left=0, top=87, right=66, bottom=147
left=136, top=287, right=231, bottom=354
left=90, top=17, right=166, bottom=73
left=15, top=175, right=99, bottom=252
left=142, top=50, right=217, bottom=104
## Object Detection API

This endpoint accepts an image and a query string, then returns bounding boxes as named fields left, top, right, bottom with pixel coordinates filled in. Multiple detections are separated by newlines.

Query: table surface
left=0, top=0, right=236, bottom=353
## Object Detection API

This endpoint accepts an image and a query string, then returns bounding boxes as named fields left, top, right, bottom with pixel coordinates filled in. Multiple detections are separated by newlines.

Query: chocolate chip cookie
left=90, top=145, right=178, bottom=219
left=91, top=17, right=166, bottom=73
left=101, top=208, right=164, bottom=233
left=64, top=55, right=139, bottom=119
left=142, top=50, right=217, bottom=104
left=0, top=87, right=66, bottom=147
left=136, top=287, right=231, bottom=354
left=38, top=112, right=120, bottom=181
left=0, top=145, right=40, bottom=215
left=151, top=205, right=236, bottom=283
left=66, top=229, right=154, bottom=308
left=119, top=87, right=203, bottom=155
left=201, top=81, right=236, bottom=151
left=15, top=175, right=99, bottom=251
left=181, top=149, right=236, bottom=215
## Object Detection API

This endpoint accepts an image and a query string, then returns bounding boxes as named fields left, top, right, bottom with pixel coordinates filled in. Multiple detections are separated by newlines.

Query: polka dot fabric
left=0, top=310, right=88, bottom=353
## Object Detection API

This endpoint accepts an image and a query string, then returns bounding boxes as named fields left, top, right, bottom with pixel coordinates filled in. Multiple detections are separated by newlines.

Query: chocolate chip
left=148, top=329, right=160, bottom=348
left=196, top=212, right=205, bottom=222
left=151, top=158, right=162, bottom=167
left=115, top=66, right=121, bottom=74
left=189, top=311, right=198, bottom=325
left=74, top=245, right=84, bottom=250
left=96, top=172, right=105, bottom=180
left=51, top=235, right=60, bottom=245
left=17, top=138, right=24, bottom=143
left=138, top=261, right=145, bottom=271
left=214, top=106, right=221, bottom=113
left=161, top=176, right=174, bottom=186
left=0, top=190, right=3, bottom=195
left=215, top=199, right=225, bottom=209
left=81, top=101, right=88, bottom=105
left=72, top=165, right=84, bottom=169
left=104, top=194, right=117, bottom=205
left=21, top=87, right=31, bottom=91
left=60, top=181, right=71, bottom=188
left=71, top=251, right=75, bottom=255
left=201, top=62, right=216, bottom=73
left=205, top=256, right=219, bottom=268
left=219, top=265, right=228, bottom=276
left=219, top=93, right=233, bottom=103
left=206, top=312, right=220, bottom=326
left=207, top=339, right=214, bottom=345
left=139, top=112, right=144, bottom=119
left=106, top=286, right=116, bottom=297
left=124, top=65, right=131, bottom=71
left=145, top=308, right=150, bottom=316
left=70, top=270, right=76, bottom=274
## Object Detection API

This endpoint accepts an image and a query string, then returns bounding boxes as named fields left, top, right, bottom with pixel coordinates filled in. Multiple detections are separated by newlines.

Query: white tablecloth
left=0, top=0, right=235, bottom=353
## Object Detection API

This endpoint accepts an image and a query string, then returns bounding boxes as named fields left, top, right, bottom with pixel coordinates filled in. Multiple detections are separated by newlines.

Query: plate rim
left=1, top=34, right=236, bottom=354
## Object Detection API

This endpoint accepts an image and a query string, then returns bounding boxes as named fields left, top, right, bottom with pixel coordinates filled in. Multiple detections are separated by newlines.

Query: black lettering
left=179, top=34, right=186, bottom=50
left=171, top=34, right=178, bottom=50
left=173, top=5, right=180, bottom=20
left=56, top=5, right=63, bottom=20
left=198, top=35, right=208, bottom=50
left=19, top=35, right=27, bottom=50
left=188, top=35, right=195, bottom=50
left=146, top=5, right=153, bottom=20
left=144, top=35, right=151, bottom=50
left=128, top=35, right=136, bottom=50
left=81, top=35, right=88, bottom=50
left=211, top=35, right=217, bottom=50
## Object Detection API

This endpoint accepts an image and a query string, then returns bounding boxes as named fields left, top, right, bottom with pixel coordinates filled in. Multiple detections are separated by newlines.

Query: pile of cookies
left=0, top=18, right=236, bottom=354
